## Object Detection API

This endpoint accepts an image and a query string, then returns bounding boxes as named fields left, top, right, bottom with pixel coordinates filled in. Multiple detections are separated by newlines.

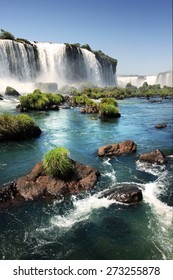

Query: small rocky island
left=0, top=147, right=100, bottom=204
left=0, top=113, right=41, bottom=142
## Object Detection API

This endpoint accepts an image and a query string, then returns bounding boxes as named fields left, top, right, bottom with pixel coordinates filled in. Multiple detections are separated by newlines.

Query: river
left=0, top=96, right=172, bottom=259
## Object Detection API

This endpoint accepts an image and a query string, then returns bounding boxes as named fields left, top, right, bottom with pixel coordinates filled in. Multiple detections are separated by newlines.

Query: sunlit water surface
left=0, top=97, right=173, bottom=259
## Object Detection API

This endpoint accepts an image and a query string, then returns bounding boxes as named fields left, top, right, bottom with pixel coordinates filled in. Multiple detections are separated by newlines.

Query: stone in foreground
left=100, top=184, right=143, bottom=204
left=139, top=149, right=167, bottom=164
left=97, top=140, right=137, bottom=157
left=0, top=161, right=100, bottom=204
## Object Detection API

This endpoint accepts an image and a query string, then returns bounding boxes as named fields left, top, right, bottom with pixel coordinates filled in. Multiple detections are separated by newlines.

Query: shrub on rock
left=0, top=113, right=41, bottom=141
left=43, top=147, right=74, bottom=179
left=19, top=89, right=64, bottom=110
left=99, top=97, right=120, bottom=118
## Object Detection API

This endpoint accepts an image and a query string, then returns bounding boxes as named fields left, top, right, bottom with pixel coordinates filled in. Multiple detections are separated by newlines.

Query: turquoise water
left=0, top=97, right=173, bottom=259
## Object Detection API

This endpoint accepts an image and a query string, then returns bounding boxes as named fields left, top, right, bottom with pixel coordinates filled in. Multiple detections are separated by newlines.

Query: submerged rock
left=97, top=140, right=137, bottom=157
left=100, top=184, right=143, bottom=204
left=0, top=161, right=100, bottom=204
left=139, top=149, right=167, bottom=164
left=155, top=123, right=167, bottom=129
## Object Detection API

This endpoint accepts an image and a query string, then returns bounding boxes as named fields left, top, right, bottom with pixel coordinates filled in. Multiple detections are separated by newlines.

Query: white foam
left=50, top=194, right=114, bottom=229
left=136, top=160, right=166, bottom=176
left=143, top=181, right=173, bottom=226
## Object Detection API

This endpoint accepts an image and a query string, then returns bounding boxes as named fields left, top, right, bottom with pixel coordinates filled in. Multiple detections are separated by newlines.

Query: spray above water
left=0, top=40, right=116, bottom=93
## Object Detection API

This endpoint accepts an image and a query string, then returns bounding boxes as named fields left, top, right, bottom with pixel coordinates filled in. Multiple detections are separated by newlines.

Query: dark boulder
left=0, top=161, right=100, bottom=204
left=139, top=149, right=167, bottom=164
left=100, top=184, right=143, bottom=204
left=16, top=104, right=28, bottom=112
left=0, top=182, right=18, bottom=202
left=155, top=123, right=167, bottom=129
left=0, top=94, right=3, bottom=100
left=97, top=140, right=137, bottom=157
left=5, top=86, right=20, bottom=97
left=50, top=104, right=59, bottom=110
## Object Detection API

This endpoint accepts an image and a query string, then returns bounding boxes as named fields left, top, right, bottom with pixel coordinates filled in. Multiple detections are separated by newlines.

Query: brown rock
left=139, top=149, right=167, bottom=164
left=97, top=140, right=137, bottom=157
left=155, top=123, right=167, bottom=129
left=0, top=161, right=100, bottom=203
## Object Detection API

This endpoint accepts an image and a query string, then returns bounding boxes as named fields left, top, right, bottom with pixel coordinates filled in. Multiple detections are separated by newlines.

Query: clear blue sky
left=0, top=0, right=172, bottom=75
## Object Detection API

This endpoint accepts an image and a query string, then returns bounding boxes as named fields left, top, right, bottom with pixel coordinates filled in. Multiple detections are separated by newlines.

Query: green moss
left=100, top=97, right=118, bottom=107
left=99, top=103, right=120, bottom=118
left=72, top=94, right=89, bottom=106
left=43, top=147, right=73, bottom=179
left=20, top=90, right=64, bottom=110
left=0, top=113, right=41, bottom=141
left=99, top=97, right=120, bottom=118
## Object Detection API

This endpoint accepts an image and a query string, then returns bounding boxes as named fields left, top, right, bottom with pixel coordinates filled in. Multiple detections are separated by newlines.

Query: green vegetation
left=64, top=43, right=117, bottom=64
left=43, top=147, right=73, bottom=179
left=99, top=97, right=120, bottom=118
left=72, top=94, right=89, bottom=106
left=20, top=89, right=64, bottom=110
left=70, top=83, right=173, bottom=100
left=0, top=29, right=15, bottom=40
left=0, top=113, right=41, bottom=141
left=72, top=94, right=99, bottom=113
left=15, top=38, right=32, bottom=45
left=0, top=29, right=33, bottom=45
left=94, top=50, right=118, bottom=65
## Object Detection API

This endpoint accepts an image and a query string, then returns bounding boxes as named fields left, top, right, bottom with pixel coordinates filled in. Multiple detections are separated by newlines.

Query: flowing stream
left=0, top=97, right=173, bottom=260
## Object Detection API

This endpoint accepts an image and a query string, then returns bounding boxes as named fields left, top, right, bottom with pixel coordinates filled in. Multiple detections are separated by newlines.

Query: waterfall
left=0, top=40, right=39, bottom=81
left=34, top=42, right=67, bottom=86
left=80, top=48, right=103, bottom=86
left=117, top=72, right=172, bottom=88
left=156, top=71, right=173, bottom=87
left=0, top=40, right=116, bottom=93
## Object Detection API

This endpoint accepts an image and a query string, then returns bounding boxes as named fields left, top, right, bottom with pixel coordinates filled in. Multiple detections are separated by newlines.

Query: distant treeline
left=69, top=82, right=173, bottom=100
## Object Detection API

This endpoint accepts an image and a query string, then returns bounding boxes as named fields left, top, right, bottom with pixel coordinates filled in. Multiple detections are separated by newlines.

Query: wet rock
left=97, top=140, right=137, bottom=157
left=80, top=104, right=99, bottom=114
left=0, top=161, right=100, bottom=204
left=50, top=104, right=59, bottom=110
left=100, top=184, right=143, bottom=204
left=16, top=104, right=28, bottom=112
left=139, top=149, right=167, bottom=164
left=155, top=123, right=167, bottom=129
left=5, top=86, right=20, bottom=96
left=0, top=182, right=18, bottom=202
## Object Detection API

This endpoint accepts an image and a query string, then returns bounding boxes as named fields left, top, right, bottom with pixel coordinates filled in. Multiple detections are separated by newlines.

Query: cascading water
left=156, top=71, right=173, bottom=87
left=80, top=48, right=103, bottom=86
left=34, top=42, right=67, bottom=86
left=0, top=40, right=116, bottom=93
left=0, top=40, right=39, bottom=81
left=117, top=71, right=173, bottom=88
